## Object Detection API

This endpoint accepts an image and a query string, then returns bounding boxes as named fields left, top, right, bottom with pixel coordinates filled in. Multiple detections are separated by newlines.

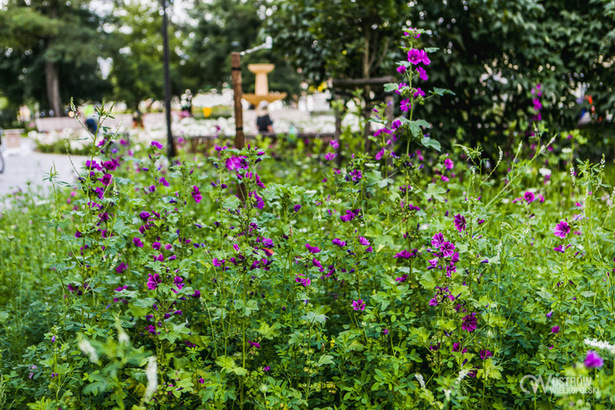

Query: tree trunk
left=45, top=1, right=61, bottom=117
left=362, top=28, right=372, bottom=153
left=45, top=60, right=62, bottom=117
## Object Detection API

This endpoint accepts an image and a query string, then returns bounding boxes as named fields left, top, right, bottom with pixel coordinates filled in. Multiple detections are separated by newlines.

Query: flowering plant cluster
left=0, top=29, right=614, bottom=409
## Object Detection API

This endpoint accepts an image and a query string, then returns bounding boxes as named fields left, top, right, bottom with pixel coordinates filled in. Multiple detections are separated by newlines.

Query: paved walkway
left=0, top=138, right=87, bottom=198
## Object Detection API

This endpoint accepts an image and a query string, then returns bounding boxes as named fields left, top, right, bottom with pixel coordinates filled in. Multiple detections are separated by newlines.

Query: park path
left=0, top=138, right=87, bottom=199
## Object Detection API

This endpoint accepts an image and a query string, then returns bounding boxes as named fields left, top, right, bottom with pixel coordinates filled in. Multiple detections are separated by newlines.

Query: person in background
left=256, top=101, right=273, bottom=134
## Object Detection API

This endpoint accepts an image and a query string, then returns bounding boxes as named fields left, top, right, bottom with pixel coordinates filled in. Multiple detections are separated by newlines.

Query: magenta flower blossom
left=293, top=204, right=301, bottom=212
left=325, top=152, right=336, bottom=161
left=480, top=349, right=493, bottom=360
left=306, top=243, right=321, bottom=254
left=151, top=141, right=163, bottom=149
left=407, top=49, right=430, bottom=65
left=524, top=191, right=535, bottom=203
left=225, top=156, right=245, bottom=171
left=133, top=237, right=144, bottom=247
left=352, top=299, right=366, bottom=311
left=116, top=262, right=128, bottom=274
left=431, top=233, right=445, bottom=248
left=330, top=139, right=339, bottom=149
left=444, top=158, right=454, bottom=170
left=159, top=177, right=169, bottom=187
left=584, top=351, right=604, bottom=368
left=146, top=273, right=161, bottom=290
left=414, top=88, right=425, bottom=98
left=454, top=214, right=467, bottom=232
left=416, top=66, right=428, bottom=81
left=462, top=313, right=477, bottom=332
left=429, top=297, right=438, bottom=306
left=359, top=236, right=370, bottom=246
left=100, top=173, right=113, bottom=186
left=332, top=238, right=346, bottom=247
left=440, top=241, right=455, bottom=257
left=551, top=325, right=560, bottom=333
left=554, top=245, right=565, bottom=253
left=400, top=98, right=411, bottom=112
left=192, top=186, right=202, bottom=203
left=554, top=221, right=570, bottom=238
left=394, top=249, right=416, bottom=259
left=397, top=65, right=407, bottom=74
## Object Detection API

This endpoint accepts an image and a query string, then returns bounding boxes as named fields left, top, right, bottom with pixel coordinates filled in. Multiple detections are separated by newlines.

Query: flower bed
left=0, top=29, right=613, bottom=409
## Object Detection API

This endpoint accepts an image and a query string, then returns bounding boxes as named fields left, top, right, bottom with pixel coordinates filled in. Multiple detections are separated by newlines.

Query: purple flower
left=330, top=139, right=339, bottom=149
left=325, top=152, right=336, bottom=161
left=441, top=241, right=455, bottom=257
left=584, top=351, right=604, bottom=368
left=400, top=98, right=411, bottom=112
left=192, top=186, right=202, bottom=203
left=429, top=297, right=439, bottom=306
left=332, top=238, right=346, bottom=247
left=306, top=243, right=321, bottom=254
left=382, top=329, right=389, bottom=335
left=225, top=156, right=246, bottom=171
left=554, top=245, right=565, bottom=253
left=480, top=349, right=493, bottom=360
left=431, top=233, right=445, bottom=248
left=397, top=65, right=407, bottom=74
left=546, top=310, right=553, bottom=318
left=139, top=211, right=150, bottom=221
left=407, top=49, right=430, bottom=65
left=394, top=249, right=415, bottom=259
left=116, top=262, right=128, bottom=274
left=416, top=66, right=428, bottom=81
left=263, top=366, right=270, bottom=371
left=414, top=88, right=425, bottom=98
left=359, top=236, right=370, bottom=246
left=146, top=273, right=161, bottom=290
left=151, top=141, right=164, bottom=149
left=152, top=242, right=161, bottom=250
left=352, top=299, right=366, bottom=311
left=133, top=237, right=144, bottom=248
left=159, top=177, right=169, bottom=187
left=454, top=214, right=466, bottom=232
left=462, top=313, right=477, bottom=332
left=75, top=230, right=82, bottom=238
left=554, top=221, right=570, bottom=238
left=524, top=191, right=535, bottom=203
left=293, top=204, right=301, bottom=212
left=100, top=173, right=113, bottom=186
left=551, top=325, right=560, bottom=333
left=444, top=158, right=453, bottom=170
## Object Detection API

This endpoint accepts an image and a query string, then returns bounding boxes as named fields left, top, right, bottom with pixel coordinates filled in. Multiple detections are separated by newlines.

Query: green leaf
left=421, top=136, right=441, bottom=152
left=317, top=354, right=334, bottom=367
left=384, top=82, right=399, bottom=92
left=430, top=87, right=455, bottom=96
left=424, top=183, right=446, bottom=202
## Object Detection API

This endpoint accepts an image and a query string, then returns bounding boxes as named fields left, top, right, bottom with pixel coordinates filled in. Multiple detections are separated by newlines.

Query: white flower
left=584, top=338, right=615, bottom=354
left=78, top=339, right=98, bottom=363
left=144, top=356, right=158, bottom=402
left=415, top=373, right=426, bottom=388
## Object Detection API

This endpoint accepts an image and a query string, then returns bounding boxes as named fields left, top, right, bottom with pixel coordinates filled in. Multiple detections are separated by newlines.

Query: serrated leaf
left=421, top=136, right=441, bottom=152
left=384, top=82, right=399, bottom=92
left=317, top=354, right=334, bottom=367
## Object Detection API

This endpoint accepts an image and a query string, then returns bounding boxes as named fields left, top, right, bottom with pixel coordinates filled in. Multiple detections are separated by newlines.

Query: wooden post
left=231, top=52, right=245, bottom=150
left=231, top=52, right=246, bottom=202
left=334, top=92, right=343, bottom=168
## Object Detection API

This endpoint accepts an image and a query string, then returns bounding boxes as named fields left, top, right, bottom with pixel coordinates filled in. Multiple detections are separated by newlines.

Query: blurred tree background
left=0, top=0, right=613, bottom=155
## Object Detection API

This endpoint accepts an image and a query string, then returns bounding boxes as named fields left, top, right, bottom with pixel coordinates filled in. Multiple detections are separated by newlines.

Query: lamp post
left=162, top=0, right=176, bottom=159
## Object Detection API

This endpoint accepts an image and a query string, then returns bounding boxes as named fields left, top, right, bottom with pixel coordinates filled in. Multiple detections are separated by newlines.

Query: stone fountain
left=242, top=63, right=287, bottom=107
